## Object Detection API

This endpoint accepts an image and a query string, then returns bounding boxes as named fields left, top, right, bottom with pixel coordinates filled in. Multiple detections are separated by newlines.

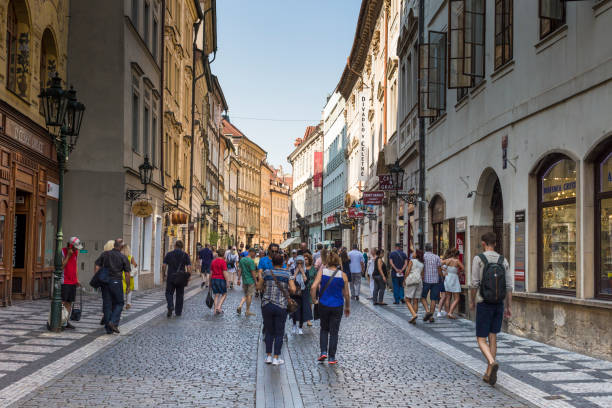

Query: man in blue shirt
left=389, top=243, right=408, bottom=304
left=198, top=243, right=213, bottom=288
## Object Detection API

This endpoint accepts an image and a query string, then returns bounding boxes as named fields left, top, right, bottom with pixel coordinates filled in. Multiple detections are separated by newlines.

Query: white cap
left=68, top=237, right=83, bottom=250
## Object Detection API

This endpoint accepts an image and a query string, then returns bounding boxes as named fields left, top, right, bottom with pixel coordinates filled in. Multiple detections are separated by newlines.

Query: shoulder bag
left=171, top=255, right=190, bottom=287
left=90, top=267, right=110, bottom=289
left=404, top=262, right=422, bottom=286
left=313, top=268, right=340, bottom=320
left=271, top=272, right=299, bottom=314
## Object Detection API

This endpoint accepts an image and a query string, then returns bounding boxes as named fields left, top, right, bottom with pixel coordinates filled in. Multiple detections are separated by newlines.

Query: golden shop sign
left=131, top=200, right=153, bottom=217
left=5, top=118, right=50, bottom=157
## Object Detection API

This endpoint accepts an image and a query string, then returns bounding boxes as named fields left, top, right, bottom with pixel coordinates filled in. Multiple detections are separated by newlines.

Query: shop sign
left=514, top=210, right=526, bottom=291
left=325, top=214, right=336, bottom=225
left=313, top=151, right=323, bottom=187
left=456, top=217, right=467, bottom=232
left=47, top=181, right=59, bottom=199
left=378, top=174, right=395, bottom=190
left=347, top=207, right=364, bottom=219
left=363, top=191, right=384, bottom=205
left=132, top=200, right=153, bottom=218
left=359, top=93, right=370, bottom=181
left=4, top=118, right=49, bottom=156
left=456, top=232, right=466, bottom=284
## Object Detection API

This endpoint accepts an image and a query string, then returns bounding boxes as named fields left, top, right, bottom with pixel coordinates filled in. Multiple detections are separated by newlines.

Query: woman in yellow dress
left=121, top=245, right=138, bottom=309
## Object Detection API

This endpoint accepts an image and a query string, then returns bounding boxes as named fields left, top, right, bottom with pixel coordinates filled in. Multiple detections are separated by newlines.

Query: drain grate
left=544, top=395, right=565, bottom=400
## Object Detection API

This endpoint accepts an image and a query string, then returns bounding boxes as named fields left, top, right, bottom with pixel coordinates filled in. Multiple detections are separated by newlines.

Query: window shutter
left=418, top=43, right=437, bottom=118
left=448, top=0, right=472, bottom=88
left=428, top=31, right=447, bottom=111
left=540, top=0, right=564, bottom=20
left=464, top=0, right=485, bottom=78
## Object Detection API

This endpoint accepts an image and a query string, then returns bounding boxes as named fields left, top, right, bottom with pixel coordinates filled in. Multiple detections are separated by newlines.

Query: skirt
left=404, top=281, right=423, bottom=299
left=444, top=273, right=461, bottom=293
left=211, top=278, right=227, bottom=294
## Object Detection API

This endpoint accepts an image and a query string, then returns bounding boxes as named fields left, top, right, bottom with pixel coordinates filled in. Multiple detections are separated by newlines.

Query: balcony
left=399, top=105, right=419, bottom=157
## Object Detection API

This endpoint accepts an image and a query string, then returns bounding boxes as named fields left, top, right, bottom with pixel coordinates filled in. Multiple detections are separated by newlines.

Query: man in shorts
left=237, top=247, right=257, bottom=316
left=198, top=243, right=213, bottom=288
left=61, top=237, right=83, bottom=329
left=470, top=232, right=512, bottom=386
left=420, top=243, right=441, bottom=323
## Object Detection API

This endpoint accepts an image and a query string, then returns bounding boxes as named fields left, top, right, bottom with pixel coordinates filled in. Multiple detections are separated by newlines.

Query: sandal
left=488, top=362, right=499, bottom=386
left=448, top=314, right=457, bottom=319
left=409, top=316, right=418, bottom=324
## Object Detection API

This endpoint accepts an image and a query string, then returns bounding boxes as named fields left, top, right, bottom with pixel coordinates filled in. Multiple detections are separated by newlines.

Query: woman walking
left=367, top=248, right=377, bottom=299
left=257, top=253, right=296, bottom=365
left=305, top=253, right=317, bottom=327
left=290, top=255, right=313, bottom=334
left=340, top=248, right=351, bottom=283
left=404, top=249, right=424, bottom=324
left=121, top=245, right=138, bottom=310
left=372, top=249, right=388, bottom=305
left=210, top=249, right=228, bottom=314
left=442, top=248, right=464, bottom=319
left=310, top=252, right=350, bottom=364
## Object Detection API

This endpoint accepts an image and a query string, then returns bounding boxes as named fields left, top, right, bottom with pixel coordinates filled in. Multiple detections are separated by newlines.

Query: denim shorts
left=211, top=278, right=227, bottom=294
left=421, top=282, right=440, bottom=301
left=476, top=302, right=504, bottom=338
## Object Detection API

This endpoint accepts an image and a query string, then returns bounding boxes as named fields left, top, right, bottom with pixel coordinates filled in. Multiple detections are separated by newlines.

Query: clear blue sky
left=213, top=1, right=362, bottom=170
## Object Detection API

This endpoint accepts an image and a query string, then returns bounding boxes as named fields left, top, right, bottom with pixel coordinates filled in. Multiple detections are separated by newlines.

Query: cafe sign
left=363, top=191, right=384, bottom=205
left=131, top=200, right=153, bottom=218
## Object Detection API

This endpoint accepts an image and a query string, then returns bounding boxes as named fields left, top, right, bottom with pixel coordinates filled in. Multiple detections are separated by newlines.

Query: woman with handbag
left=256, top=253, right=296, bottom=366
left=404, top=249, right=424, bottom=324
left=310, top=252, right=350, bottom=365
left=290, top=255, right=313, bottom=334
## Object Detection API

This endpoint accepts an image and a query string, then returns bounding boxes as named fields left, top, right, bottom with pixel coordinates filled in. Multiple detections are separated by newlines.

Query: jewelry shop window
left=596, top=151, right=612, bottom=299
left=539, top=157, right=576, bottom=293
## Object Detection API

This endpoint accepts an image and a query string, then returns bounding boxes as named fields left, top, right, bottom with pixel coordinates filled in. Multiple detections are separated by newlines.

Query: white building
left=322, top=92, right=347, bottom=247
left=420, top=0, right=612, bottom=359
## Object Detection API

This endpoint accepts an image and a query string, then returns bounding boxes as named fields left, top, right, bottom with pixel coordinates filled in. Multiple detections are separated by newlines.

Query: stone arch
left=6, top=0, right=32, bottom=98
left=472, top=167, right=505, bottom=254
left=39, top=27, right=57, bottom=97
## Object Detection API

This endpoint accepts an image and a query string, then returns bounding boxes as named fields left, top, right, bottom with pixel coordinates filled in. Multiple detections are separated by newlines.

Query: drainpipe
left=160, top=0, right=166, bottom=189
left=189, top=18, right=202, bottom=244
left=418, top=0, right=425, bottom=250
left=383, top=3, right=388, bottom=146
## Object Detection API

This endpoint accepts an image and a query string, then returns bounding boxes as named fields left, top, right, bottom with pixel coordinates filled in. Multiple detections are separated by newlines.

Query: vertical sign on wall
left=514, top=210, right=526, bottom=292
left=455, top=217, right=466, bottom=285
left=359, top=92, right=369, bottom=181
left=313, top=151, right=323, bottom=187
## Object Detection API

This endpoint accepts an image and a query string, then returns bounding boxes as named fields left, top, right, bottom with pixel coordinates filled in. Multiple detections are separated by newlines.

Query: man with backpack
left=225, top=246, right=239, bottom=290
left=470, top=231, right=513, bottom=387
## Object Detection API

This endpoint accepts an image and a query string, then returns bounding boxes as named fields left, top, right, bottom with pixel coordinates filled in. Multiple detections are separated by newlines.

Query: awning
left=279, top=236, right=300, bottom=249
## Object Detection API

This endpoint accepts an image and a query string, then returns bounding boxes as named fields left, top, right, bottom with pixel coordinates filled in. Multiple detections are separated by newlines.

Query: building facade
left=0, top=0, right=69, bottom=303
left=259, top=162, right=272, bottom=248
left=321, top=92, right=347, bottom=247
left=288, top=125, right=323, bottom=251
left=270, top=167, right=291, bottom=245
left=420, top=0, right=612, bottom=359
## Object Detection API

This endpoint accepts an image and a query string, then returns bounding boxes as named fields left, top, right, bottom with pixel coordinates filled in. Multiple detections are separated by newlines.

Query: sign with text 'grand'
left=359, top=92, right=369, bottom=181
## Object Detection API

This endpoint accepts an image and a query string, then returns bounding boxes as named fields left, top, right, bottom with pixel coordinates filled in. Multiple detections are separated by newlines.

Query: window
left=6, top=0, right=30, bottom=98
left=164, top=133, right=169, bottom=174
left=144, top=1, right=150, bottom=46
left=538, top=156, right=576, bottom=294
left=39, top=29, right=57, bottom=114
left=173, top=141, right=179, bottom=177
left=143, top=104, right=150, bottom=158
left=465, top=0, right=485, bottom=80
left=131, top=0, right=139, bottom=28
left=152, top=18, right=159, bottom=59
left=152, top=113, right=157, bottom=166
left=495, top=0, right=513, bottom=69
left=132, top=85, right=140, bottom=152
left=596, top=150, right=612, bottom=299
left=540, top=0, right=566, bottom=39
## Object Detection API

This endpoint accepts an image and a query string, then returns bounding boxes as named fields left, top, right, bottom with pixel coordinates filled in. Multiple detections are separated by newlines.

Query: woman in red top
left=210, top=249, right=228, bottom=314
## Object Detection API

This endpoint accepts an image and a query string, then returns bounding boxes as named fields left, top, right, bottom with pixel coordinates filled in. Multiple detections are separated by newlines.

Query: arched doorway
left=491, top=178, right=504, bottom=254
left=472, top=168, right=506, bottom=259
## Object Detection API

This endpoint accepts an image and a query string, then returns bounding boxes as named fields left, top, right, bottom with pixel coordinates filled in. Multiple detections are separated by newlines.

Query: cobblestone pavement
left=358, top=281, right=612, bottom=408
left=14, top=285, right=261, bottom=408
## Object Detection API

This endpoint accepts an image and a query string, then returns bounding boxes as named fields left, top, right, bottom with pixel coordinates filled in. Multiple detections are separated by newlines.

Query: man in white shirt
left=348, top=244, right=365, bottom=301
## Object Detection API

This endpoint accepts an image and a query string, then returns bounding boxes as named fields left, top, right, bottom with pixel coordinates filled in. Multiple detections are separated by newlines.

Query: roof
left=211, top=75, right=228, bottom=111
left=303, top=126, right=318, bottom=140
left=222, top=118, right=244, bottom=137
left=337, top=0, right=384, bottom=99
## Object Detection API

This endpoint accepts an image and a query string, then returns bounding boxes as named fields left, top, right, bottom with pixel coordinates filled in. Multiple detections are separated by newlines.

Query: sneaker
left=167, top=309, right=173, bottom=318
left=297, top=328, right=303, bottom=335
left=272, top=358, right=284, bottom=366
left=265, top=355, right=273, bottom=364
left=291, top=325, right=297, bottom=334
left=237, top=306, right=242, bottom=315
left=317, top=353, right=327, bottom=362
left=328, top=358, right=338, bottom=365
left=65, top=322, right=75, bottom=330
left=436, top=312, right=443, bottom=318
left=356, top=296, right=359, bottom=301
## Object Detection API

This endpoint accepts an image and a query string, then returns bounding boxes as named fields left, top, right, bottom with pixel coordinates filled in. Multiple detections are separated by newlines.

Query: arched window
left=6, top=0, right=30, bottom=98
left=39, top=28, right=57, bottom=114
left=538, top=155, right=576, bottom=294
left=596, top=149, right=612, bottom=299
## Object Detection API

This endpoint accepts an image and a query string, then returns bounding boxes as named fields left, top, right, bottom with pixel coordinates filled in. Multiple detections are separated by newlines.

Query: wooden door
left=0, top=148, right=11, bottom=306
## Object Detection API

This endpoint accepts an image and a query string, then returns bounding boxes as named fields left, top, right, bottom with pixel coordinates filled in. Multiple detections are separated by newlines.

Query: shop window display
left=597, top=152, right=612, bottom=298
left=539, top=158, right=576, bottom=292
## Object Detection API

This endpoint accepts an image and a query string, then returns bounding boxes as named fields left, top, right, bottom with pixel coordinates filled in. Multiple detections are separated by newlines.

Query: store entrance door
left=491, top=179, right=504, bottom=255
left=12, top=190, right=31, bottom=299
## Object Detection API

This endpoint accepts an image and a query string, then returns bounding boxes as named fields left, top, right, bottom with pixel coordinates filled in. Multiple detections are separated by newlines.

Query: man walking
left=389, top=243, right=408, bottom=304
left=61, top=237, right=83, bottom=330
left=470, top=232, right=513, bottom=386
left=237, top=247, right=257, bottom=316
left=95, top=239, right=131, bottom=334
left=421, top=243, right=441, bottom=322
left=347, top=244, right=365, bottom=300
left=313, top=243, right=323, bottom=263
left=163, top=240, right=192, bottom=317
left=225, top=246, right=239, bottom=289
left=198, top=243, right=213, bottom=288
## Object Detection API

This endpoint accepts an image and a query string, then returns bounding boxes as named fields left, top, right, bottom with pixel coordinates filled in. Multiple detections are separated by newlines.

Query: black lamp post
left=162, top=179, right=185, bottom=213
left=389, top=159, right=417, bottom=204
left=125, top=156, right=154, bottom=201
left=39, top=73, right=85, bottom=332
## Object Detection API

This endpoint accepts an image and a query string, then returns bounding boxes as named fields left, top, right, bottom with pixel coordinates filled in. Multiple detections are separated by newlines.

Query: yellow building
left=162, top=0, right=200, bottom=252
left=271, top=168, right=291, bottom=245
left=259, top=162, right=273, bottom=247
left=0, top=0, right=69, bottom=303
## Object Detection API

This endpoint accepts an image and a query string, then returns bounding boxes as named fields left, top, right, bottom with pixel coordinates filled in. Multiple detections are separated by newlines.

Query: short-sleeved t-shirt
left=389, top=250, right=409, bottom=277
left=239, top=257, right=256, bottom=285
left=258, top=256, right=272, bottom=271
left=211, top=257, right=227, bottom=280
left=348, top=249, right=364, bottom=274
left=163, top=249, right=191, bottom=277
left=62, top=248, right=78, bottom=285
left=198, top=247, right=213, bottom=268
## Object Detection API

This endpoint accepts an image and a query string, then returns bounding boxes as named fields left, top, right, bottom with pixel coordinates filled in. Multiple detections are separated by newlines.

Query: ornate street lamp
left=162, top=179, right=185, bottom=213
left=388, top=159, right=417, bottom=204
left=39, top=74, right=86, bottom=332
left=125, top=156, right=154, bottom=201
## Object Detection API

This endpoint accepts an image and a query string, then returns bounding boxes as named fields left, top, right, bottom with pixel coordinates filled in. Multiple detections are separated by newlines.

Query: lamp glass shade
left=138, top=156, right=154, bottom=185
left=40, top=74, right=68, bottom=129
left=390, top=160, right=404, bottom=191
left=172, top=179, right=184, bottom=202
left=63, top=87, right=86, bottom=151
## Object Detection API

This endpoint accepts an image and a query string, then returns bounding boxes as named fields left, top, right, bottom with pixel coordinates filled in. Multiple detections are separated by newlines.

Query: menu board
left=514, top=210, right=526, bottom=291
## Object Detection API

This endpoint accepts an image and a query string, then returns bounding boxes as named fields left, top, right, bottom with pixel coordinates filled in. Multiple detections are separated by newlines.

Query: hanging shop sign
left=359, top=92, right=370, bottom=181
left=378, top=174, right=395, bottom=191
left=132, top=200, right=153, bottom=218
left=313, top=151, right=323, bottom=187
left=171, top=212, right=188, bottom=225
left=47, top=181, right=59, bottom=199
left=362, top=191, right=384, bottom=205
left=347, top=207, right=365, bottom=219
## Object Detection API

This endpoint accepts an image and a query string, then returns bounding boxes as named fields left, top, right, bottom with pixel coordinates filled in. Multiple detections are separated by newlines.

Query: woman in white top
left=404, top=249, right=424, bottom=324
left=442, top=247, right=464, bottom=319
left=366, top=247, right=377, bottom=299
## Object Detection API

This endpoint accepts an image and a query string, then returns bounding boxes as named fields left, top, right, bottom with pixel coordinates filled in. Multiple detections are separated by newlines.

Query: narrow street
left=5, top=277, right=611, bottom=407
